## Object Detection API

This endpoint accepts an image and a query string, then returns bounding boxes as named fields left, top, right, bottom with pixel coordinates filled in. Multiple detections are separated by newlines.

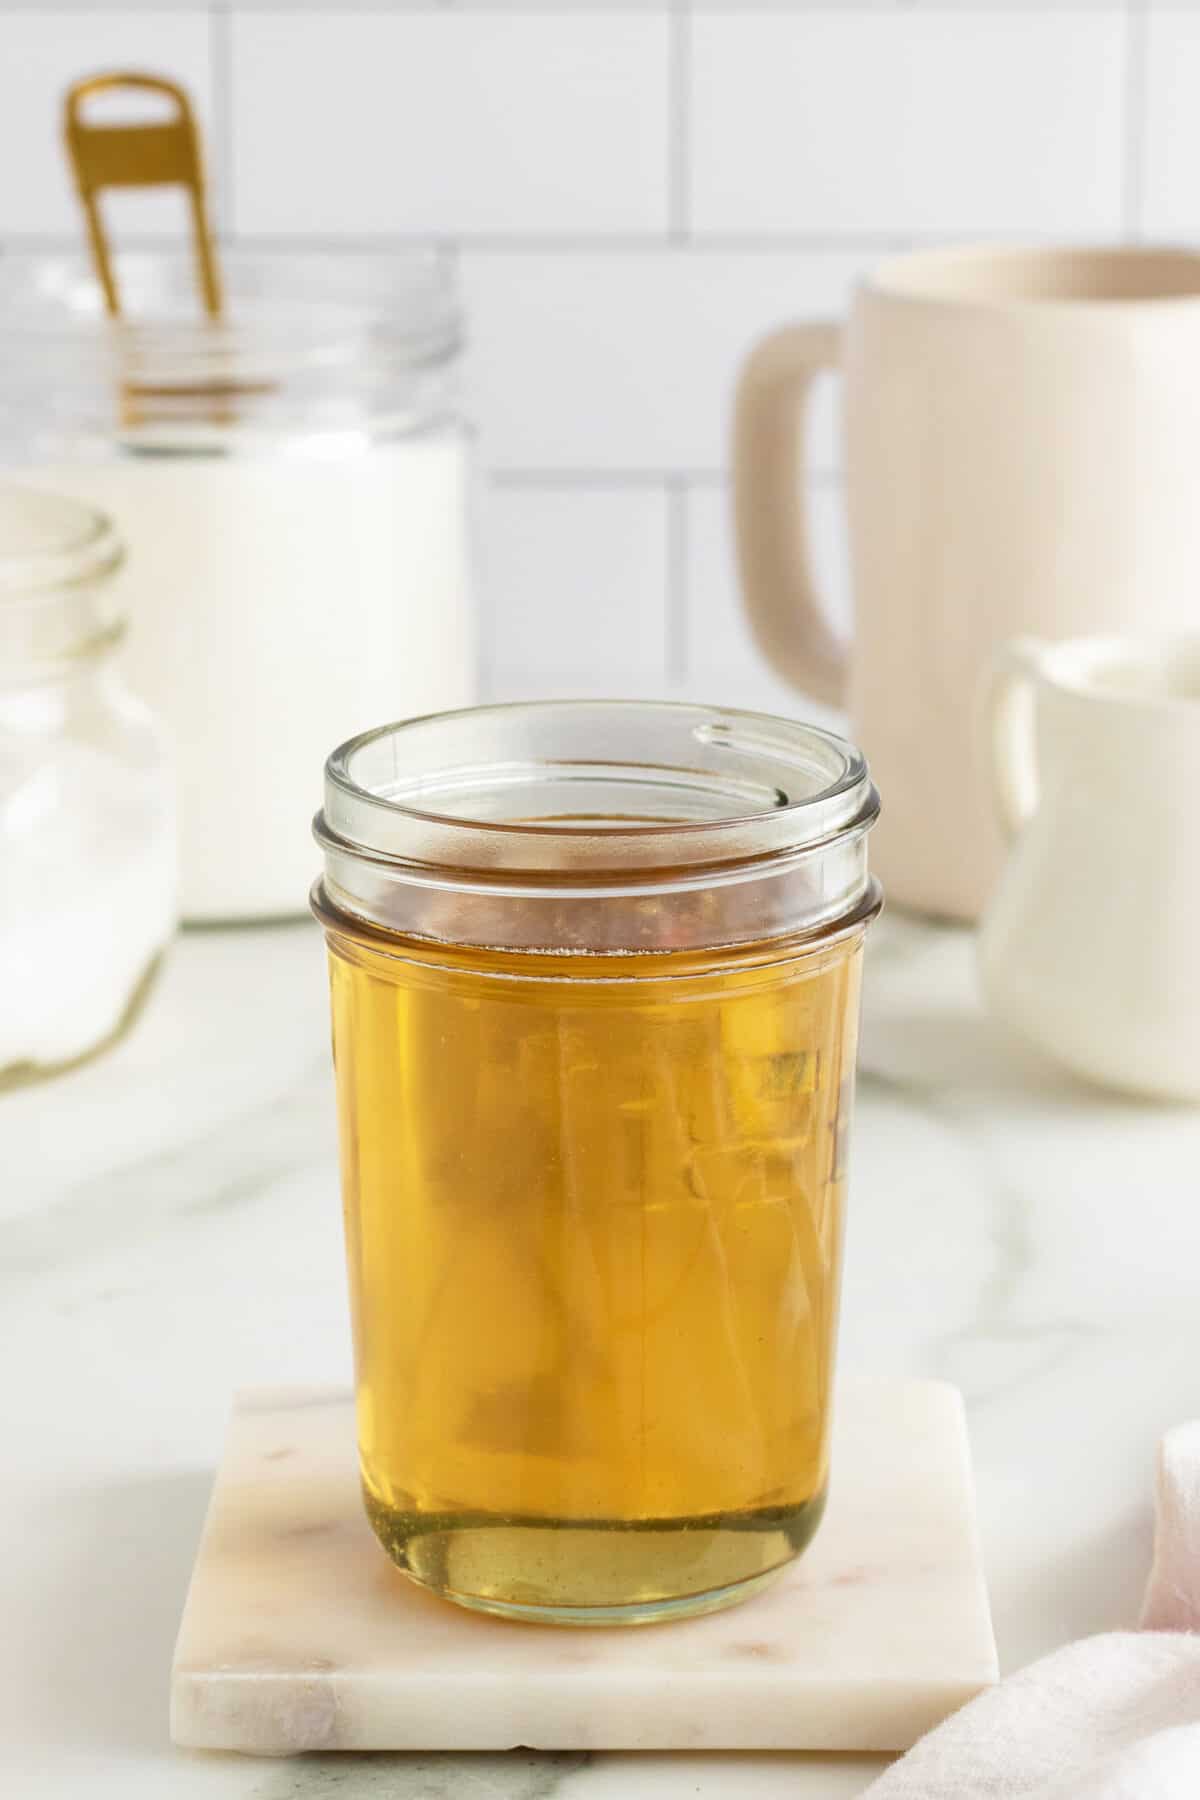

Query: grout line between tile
left=0, top=2, right=1139, bottom=10
left=491, top=470, right=684, bottom=491
left=1121, top=0, right=1149, bottom=239
left=210, top=2, right=235, bottom=237
left=475, top=477, right=497, bottom=702
left=0, top=229, right=918, bottom=255
left=0, top=231, right=1001, bottom=257
left=665, top=477, right=688, bottom=681
left=488, top=469, right=843, bottom=490
left=668, top=2, right=690, bottom=243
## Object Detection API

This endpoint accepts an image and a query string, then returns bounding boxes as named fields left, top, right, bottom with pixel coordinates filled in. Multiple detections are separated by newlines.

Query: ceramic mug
left=978, top=634, right=1200, bottom=1101
left=734, top=245, right=1200, bottom=921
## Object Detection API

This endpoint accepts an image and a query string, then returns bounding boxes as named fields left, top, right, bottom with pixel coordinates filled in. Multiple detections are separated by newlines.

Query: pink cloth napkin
left=863, top=1424, right=1200, bottom=1798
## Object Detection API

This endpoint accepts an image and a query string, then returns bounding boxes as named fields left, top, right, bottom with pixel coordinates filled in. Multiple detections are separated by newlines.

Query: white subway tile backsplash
left=0, top=4, right=1159, bottom=707
left=479, top=485, right=670, bottom=698
left=690, top=9, right=1127, bottom=238
left=462, top=249, right=867, bottom=475
left=683, top=479, right=848, bottom=722
left=231, top=11, right=669, bottom=237
left=1141, top=6, right=1200, bottom=238
left=0, top=9, right=214, bottom=237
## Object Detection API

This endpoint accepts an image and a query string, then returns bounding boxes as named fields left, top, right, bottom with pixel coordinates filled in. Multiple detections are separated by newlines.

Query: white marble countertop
left=5, top=910, right=1199, bottom=1798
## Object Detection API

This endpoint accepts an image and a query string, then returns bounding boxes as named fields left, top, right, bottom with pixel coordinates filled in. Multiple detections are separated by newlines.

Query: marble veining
left=170, top=1382, right=996, bottom=1756
left=5, top=913, right=1200, bottom=1796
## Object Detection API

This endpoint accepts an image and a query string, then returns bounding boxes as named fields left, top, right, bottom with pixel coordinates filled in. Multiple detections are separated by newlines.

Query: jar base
left=365, top=1486, right=827, bottom=1627
left=416, top=1562, right=791, bottom=1627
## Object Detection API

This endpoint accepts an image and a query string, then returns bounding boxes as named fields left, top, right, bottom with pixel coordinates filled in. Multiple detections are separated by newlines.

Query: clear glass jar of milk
left=0, top=486, right=174, bottom=1085
left=0, top=253, right=474, bottom=922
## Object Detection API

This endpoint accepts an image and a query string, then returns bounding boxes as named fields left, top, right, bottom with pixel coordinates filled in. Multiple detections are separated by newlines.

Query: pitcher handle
left=987, top=638, right=1047, bottom=840
left=733, top=322, right=847, bottom=708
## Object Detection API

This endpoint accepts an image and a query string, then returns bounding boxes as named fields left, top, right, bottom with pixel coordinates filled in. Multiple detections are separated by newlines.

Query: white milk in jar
left=0, top=253, right=475, bottom=922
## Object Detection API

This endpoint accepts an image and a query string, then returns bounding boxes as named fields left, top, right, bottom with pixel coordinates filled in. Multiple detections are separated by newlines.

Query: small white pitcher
left=978, top=635, right=1200, bottom=1101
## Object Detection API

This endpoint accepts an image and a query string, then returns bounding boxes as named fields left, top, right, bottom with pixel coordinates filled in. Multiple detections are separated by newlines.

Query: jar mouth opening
left=0, top=250, right=462, bottom=381
left=0, top=251, right=463, bottom=447
left=321, top=700, right=876, bottom=880
left=0, top=485, right=124, bottom=597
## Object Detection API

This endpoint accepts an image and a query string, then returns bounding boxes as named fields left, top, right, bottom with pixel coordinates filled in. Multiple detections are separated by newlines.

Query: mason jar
left=313, top=701, right=881, bottom=1625
left=0, top=486, right=174, bottom=1086
left=0, top=252, right=473, bottom=924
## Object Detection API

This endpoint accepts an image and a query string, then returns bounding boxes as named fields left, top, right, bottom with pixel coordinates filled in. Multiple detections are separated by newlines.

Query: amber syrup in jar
left=315, top=702, right=880, bottom=1623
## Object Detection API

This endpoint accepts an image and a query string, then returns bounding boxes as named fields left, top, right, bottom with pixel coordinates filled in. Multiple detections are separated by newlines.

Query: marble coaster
left=171, top=1380, right=997, bottom=1756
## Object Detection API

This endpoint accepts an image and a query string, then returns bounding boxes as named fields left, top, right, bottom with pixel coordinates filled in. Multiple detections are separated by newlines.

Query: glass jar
left=0, top=252, right=473, bottom=924
left=313, top=701, right=881, bottom=1625
left=0, top=486, right=174, bottom=1085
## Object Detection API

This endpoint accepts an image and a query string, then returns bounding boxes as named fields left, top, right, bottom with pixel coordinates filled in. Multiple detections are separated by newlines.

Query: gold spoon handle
left=63, top=71, right=222, bottom=320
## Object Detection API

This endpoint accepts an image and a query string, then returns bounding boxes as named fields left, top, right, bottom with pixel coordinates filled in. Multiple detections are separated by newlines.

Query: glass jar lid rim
left=320, top=700, right=878, bottom=882
left=0, top=248, right=463, bottom=379
left=0, top=484, right=123, bottom=596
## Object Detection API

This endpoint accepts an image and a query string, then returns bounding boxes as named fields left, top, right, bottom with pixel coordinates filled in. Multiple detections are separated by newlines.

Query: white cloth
left=1142, top=1423, right=1200, bottom=1633
left=864, top=1425, right=1200, bottom=1797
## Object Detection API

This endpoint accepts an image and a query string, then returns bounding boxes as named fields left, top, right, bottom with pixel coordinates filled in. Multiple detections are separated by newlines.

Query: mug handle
left=987, top=638, right=1047, bottom=840
left=733, top=322, right=848, bottom=708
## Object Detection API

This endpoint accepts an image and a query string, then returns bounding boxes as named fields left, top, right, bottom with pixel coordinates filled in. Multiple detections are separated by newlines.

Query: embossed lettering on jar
left=313, top=702, right=880, bottom=1625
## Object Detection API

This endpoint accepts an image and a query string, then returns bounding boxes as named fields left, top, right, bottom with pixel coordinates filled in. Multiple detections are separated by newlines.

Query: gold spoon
left=62, top=71, right=223, bottom=321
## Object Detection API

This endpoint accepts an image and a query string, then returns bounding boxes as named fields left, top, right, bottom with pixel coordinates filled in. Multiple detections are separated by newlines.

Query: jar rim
left=0, top=250, right=462, bottom=446
left=0, top=484, right=124, bottom=597
left=318, top=699, right=878, bottom=882
left=0, top=249, right=462, bottom=378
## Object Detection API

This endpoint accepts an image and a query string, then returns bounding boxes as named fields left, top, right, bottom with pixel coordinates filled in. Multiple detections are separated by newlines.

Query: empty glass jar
left=0, top=486, right=174, bottom=1085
